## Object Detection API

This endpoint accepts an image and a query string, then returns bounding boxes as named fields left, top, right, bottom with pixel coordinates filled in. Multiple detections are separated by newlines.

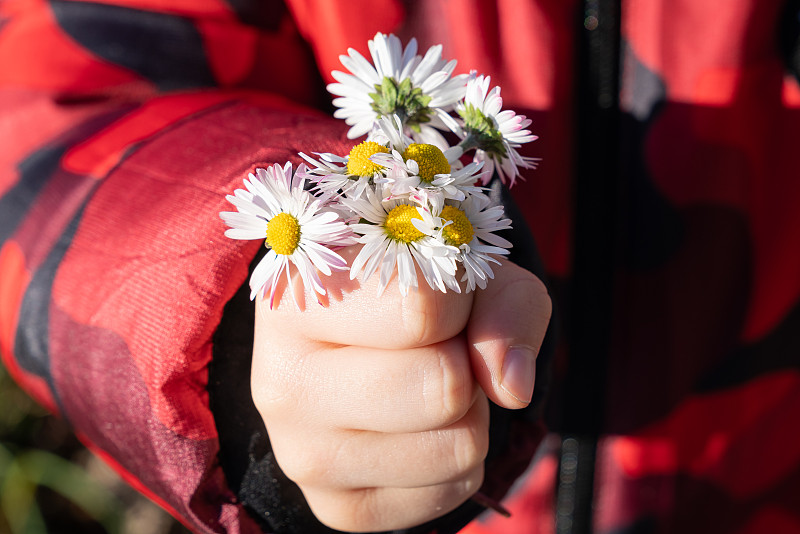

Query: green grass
left=0, top=363, right=188, bottom=534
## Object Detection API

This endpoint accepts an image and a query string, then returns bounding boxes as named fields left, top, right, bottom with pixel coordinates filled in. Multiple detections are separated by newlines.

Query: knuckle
left=532, top=278, right=553, bottom=319
left=401, top=290, right=438, bottom=347
left=251, top=351, right=310, bottom=418
left=451, top=403, right=490, bottom=475
left=430, top=467, right=485, bottom=511
left=250, top=369, right=291, bottom=417
left=462, top=465, right=486, bottom=500
left=401, top=289, right=471, bottom=348
left=451, top=427, right=488, bottom=476
left=305, top=489, right=381, bottom=532
left=424, top=343, right=474, bottom=428
left=274, top=440, right=331, bottom=486
left=497, top=274, right=552, bottom=335
left=521, top=274, right=552, bottom=320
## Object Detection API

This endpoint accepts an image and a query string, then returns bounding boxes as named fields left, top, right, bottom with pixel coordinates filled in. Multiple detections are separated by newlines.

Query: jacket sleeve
left=0, top=3, right=349, bottom=532
left=0, top=2, right=554, bottom=533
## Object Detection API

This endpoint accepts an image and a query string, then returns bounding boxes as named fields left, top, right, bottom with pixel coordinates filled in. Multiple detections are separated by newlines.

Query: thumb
left=467, top=260, right=552, bottom=409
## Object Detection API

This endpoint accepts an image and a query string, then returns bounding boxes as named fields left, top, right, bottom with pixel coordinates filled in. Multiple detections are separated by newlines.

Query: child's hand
left=251, top=247, right=551, bottom=532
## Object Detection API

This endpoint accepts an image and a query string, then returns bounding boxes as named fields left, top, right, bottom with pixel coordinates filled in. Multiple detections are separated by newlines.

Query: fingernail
left=500, top=345, right=536, bottom=404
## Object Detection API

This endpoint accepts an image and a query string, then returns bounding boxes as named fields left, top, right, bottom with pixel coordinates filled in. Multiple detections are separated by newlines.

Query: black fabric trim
left=555, top=436, right=598, bottom=534
left=567, top=0, right=620, bottom=436
left=697, top=291, right=800, bottom=392
left=14, top=202, right=90, bottom=417
left=222, top=0, right=287, bottom=31
left=779, top=0, right=800, bottom=83
left=617, top=42, right=680, bottom=272
left=0, top=109, right=129, bottom=249
left=6, top=108, right=133, bottom=410
left=49, top=0, right=217, bottom=91
left=558, top=1, right=622, bottom=533
left=0, top=146, right=66, bottom=249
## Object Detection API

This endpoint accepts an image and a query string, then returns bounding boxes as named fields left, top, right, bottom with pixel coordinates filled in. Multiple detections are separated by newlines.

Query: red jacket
left=1, top=1, right=798, bottom=533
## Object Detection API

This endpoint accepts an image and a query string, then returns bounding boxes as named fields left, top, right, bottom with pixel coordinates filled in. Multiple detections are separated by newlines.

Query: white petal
left=224, top=228, right=266, bottom=240
left=340, top=50, right=379, bottom=84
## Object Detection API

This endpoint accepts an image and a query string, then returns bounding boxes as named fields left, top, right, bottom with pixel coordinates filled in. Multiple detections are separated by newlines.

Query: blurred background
left=0, top=363, right=190, bottom=534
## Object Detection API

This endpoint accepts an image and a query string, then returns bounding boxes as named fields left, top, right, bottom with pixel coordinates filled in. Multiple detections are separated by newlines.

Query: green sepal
left=370, top=76, right=434, bottom=129
left=458, top=104, right=507, bottom=158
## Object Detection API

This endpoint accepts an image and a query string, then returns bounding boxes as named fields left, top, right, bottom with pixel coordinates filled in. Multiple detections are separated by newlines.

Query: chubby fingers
left=302, top=471, right=485, bottom=532
left=266, top=394, right=490, bottom=490
left=252, top=288, right=487, bottom=531
left=262, top=245, right=474, bottom=349
left=251, top=335, right=477, bottom=433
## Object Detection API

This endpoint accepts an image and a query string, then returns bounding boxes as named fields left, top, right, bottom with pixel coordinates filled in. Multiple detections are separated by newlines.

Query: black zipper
left=557, top=0, right=621, bottom=533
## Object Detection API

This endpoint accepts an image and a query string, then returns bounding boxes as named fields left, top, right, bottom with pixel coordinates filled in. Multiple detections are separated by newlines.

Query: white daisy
left=456, top=75, right=539, bottom=187
left=342, top=187, right=460, bottom=296
left=220, top=163, right=357, bottom=307
left=413, top=193, right=512, bottom=292
left=328, top=32, right=467, bottom=141
left=366, top=114, right=415, bottom=149
left=365, top=116, right=482, bottom=208
left=297, top=151, right=352, bottom=200
left=373, top=145, right=485, bottom=208
left=298, top=128, right=409, bottom=201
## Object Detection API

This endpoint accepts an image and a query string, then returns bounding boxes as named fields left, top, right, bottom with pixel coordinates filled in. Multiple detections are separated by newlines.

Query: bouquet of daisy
left=221, top=33, right=538, bottom=306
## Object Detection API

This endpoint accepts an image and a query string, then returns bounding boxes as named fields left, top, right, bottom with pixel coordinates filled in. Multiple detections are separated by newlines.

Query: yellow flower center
left=265, top=212, right=301, bottom=255
left=402, top=143, right=451, bottom=183
left=440, top=205, right=474, bottom=247
left=346, top=141, right=390, bottom=176
left=384, top=204, right=425, bottom=243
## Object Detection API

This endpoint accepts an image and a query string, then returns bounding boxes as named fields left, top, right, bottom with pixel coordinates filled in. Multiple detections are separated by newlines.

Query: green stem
left=458, top=134, right=481, bottom=154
